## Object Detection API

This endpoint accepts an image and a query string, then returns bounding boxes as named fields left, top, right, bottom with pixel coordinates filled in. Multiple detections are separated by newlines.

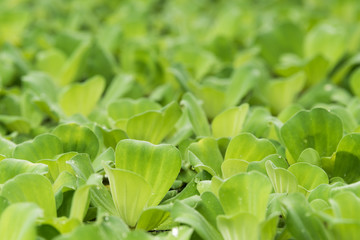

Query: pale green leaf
left=1, top=173, right=56, bottom=218
left=218, top=171, right=272, bottom=221
left=172, top=201, right=223, bottom=240
left=221, top=159, right=249, bottom=179
left=115, top=139, right=181, bottom=206
left=52, top=123, right=99, bottom=160
left=225, top=133, right=276, bottom=161
left=57, top=40, right=91, bottom=86
left=288, top=162, right=328, bottom=191
left=13, top=133, right=63, bottom=162
left=126, top=101, right=182, bottom=144
left=0, top=158, right=48, bottom=184
left=281, top=193, right=331, bottom=240
left=265, top=161, right=298, bottom=193
left=0, top=203, right=43, bottom=240
left=281, top=108, right=343, bottom=160
left=60, top=75, right=105, bottom=117
left=188, top=137, right=223, bottom=177
left=107, top=98, right=161, bottom=121
left=217, top=213, right=259, bottom=240
left=212, top=104, right=249, bottom=138
left=104, top=164, right=152, bottom=227
left=181, top=92, right=211, bottom=137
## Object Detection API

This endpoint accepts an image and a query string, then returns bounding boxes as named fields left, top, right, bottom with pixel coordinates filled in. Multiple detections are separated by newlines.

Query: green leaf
left=124, top=231, right=154, bottom=240
left=330, top=191, right=360, bottom=221
left=22, top=72, right=58, bottom=103
left=281, top=193, right=331, bottom=240
left=92, top=147, right=115, bottom=173
left=52, top=123, right=99, bottom=160
left=35, top=49, right=67, bottom=79
left=54, top=225, right=105, bottom=240
left=211, top=176, right=225, bottom=198
left=304, top=55, right=329, bottom=86
left=98, top=216, right=129, bottom=240
left=256, top=22, right=304, bottom=66
left=162, top=110, right=193, bottom=146
left=126, top=101, right=182, bottom=144
left=89, top=182, right=117, bottom=216
left=297, top=148, right=321, bottom=166
left=69, top=174, right=101, bottom=221
left=44, top=217, right=81, bottom=235
left=0, top=115, right=31, bottom=134
left=21, top=91, right=44, bottom=126
left=334, top=133, right=360, bottom=183
left=0, top=196, right=9, bottom=216
left=37, top=224, right=61, bottom=240
left=115, top=139, right=181, bottom=206
left=330, top=221, right=360, bottom=240
left=1, top=173, right=56, bottom=218
left=164, top=226, right=194, bottom=240
left=308, top=182, right=343, bottom=203
left=162, top=171, right=210, bottom=205
left=350, top=68, right=360, bottom=98
left=53, top=171, right=77, bottom=196
left=82, top=40, right=116, bottom=81
left=60, top=75, right=105, bottom=117
left=262, top=72, right=305, bottom=114
left=100, top=74, right=134, bottom=107
left=218, top=171, right=272, bottom=221
left=0, top=94, right=20, bottom=116
left=197, top=180, right=212, bottom=195
left=217, top=213, right=259, bottom=240
left=189, top=80, right=226, bottom=119
left=242, top=107, right=272, bottom=138
left=278, top=104, right=304, bottom=123
left=288, top=162, right=328, bottom=191
left=173, top=46, right=217, bottom=80
left=0, top=158, right=48, bottom=184
left=211, top=104, right=249, bottom=138
left=97, top=128, right=127, bottom=149
left=0, top=136, right=15, bottom=157
left=328, top=105, right=358, bottom=133
left=0, top=203, right=43, bottom=240
left=298, top=83, right=351, bottom=109
left=57, top=40, right=91, bottom=86
left=104, top=164, right=152, bottom=227
left=196, top=191, right=224, bottom=228
left=309, top=199, right=330, bottom=211
left=188, top=151, right=217, bottom=177
left=41, top=152, right=77, bottom=181
left=33, top=98, right=60, bottom=122
left=224, top=133, right=276, bottom=161
left=260, top=214, right=279, bottom=240
left=69, top=184, right=92, bottom=221
left=225, top=63, right=261, bottom=107
left=265, top=161, right=298, bottom=193
left=13, top=133, right=63, bottom=162
left=221, top=159, right=248, bottom=179
left=136, top=207, right=170, bottom=231
left=171, top=201, right=223, bottom=240
left=281, top=108, right=343, bottom=160
left=107, top=98, right=161, bottom=122
left=181, top=92, right=211, bottom=137
left=67, top=153, right=94, bottom=180
left=247, top=154, right=288, bottom=175
left=188, top=137, right=223, bottom=177
left=305, top=23, right=346, bottom=67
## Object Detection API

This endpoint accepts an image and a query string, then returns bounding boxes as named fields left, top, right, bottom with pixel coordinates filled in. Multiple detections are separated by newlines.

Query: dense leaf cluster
left=1, top=0, right=360, bottom=239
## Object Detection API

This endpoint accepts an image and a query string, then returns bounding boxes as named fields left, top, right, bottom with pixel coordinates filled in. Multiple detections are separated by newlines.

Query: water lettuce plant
left=1, top=0, right=360, bottom=239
